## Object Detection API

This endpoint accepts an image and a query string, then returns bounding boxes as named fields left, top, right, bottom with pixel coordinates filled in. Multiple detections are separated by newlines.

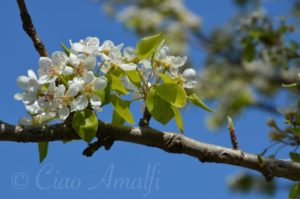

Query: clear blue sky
left=0, top=0, right=292, bottom=198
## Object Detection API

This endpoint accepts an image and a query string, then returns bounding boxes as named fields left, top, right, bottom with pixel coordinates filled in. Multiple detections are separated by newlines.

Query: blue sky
left=0, top=0, right=292, bottom=198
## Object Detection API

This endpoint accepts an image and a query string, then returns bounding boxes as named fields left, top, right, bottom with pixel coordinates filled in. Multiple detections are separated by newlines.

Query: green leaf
left=109, top=74, right=128, bottom=95
left=290, top=128, right=300, bottom=136
left=110, top=95, right=134, bottom=124
left=146, top=87, right=174, bottom=125
left=72, top=109, right=98, bottom=143
left=243, top=41, right=255, bottom=62
left=156, top=83, right=186, bottom=108
left=95, top=83, right=111, bottom=106
left=289, top=183, right=300, bottom=199
left=112, top=109, right=125, bottom=126
left=282, top=83, right=297, bottom=88
left=158, top=73, right=176, bottom=84
left=188, top=94, right=213, bottom=112
left=136, top=33, right=164, bottom=59
left=172, top=107, right=184, bottom=133
left=126, top=70, right=141, bottom=87
left=38, top=142, right=48, bottom=163
left=61, top=42, right=70, bottom=57
left=290, top=152, right=300, bottom=163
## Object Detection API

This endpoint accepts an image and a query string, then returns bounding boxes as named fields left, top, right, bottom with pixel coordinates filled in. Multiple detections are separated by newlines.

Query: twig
left=227, top=116, right=240, bottom=150
left=139, top=107, right=152, bottom=127
left=17, top=0, right=48, bottom=57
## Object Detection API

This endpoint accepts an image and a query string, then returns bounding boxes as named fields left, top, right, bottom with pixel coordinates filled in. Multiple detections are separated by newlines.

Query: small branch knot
left=82, top=125, right=115, bottom=157
left=262, top=164, right=274, bottom=182
left=164, top=134, right=183, bottom=153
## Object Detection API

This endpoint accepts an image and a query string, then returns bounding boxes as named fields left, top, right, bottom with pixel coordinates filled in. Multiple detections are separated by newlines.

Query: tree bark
left=1, top=120, right=300, bottom=181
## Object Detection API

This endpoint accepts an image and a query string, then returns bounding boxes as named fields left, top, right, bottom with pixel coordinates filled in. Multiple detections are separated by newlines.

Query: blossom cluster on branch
left=14, top=33, right=209, bottom=141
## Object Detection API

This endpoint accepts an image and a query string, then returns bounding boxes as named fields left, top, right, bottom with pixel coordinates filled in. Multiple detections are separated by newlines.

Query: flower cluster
left=15, top=36, right=197, bottom=125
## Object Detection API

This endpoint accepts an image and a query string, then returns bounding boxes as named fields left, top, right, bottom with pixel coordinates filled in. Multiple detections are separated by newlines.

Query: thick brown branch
left=17, top=0, right=48, bottom=57
left=0, top=120, right=300, bottom=181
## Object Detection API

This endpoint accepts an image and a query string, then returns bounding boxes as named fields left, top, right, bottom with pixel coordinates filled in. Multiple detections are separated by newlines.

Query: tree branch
left=17, top=0, right=48, bottom=57
left=1, top=120, right=300, bottom=181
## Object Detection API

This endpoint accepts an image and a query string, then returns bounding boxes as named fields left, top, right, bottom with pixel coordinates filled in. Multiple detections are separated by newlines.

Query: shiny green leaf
left=61, top=42, right=70, bottom=57
left=38, top=142, right=48, bottom=163
left=136, top=33, right=164, bottom=59
left=72, top=109, right=98, bottom=143
left=172, top=107, right=184, bottom=133
left=109, top=74, right=128, bottom=95
left=110, top=95, right=134, bottom=124
left=158, top=73, right=176, bottom=84
left=156, top=83, right=186, bottom=108
left=289, top=183, right=300, bottom=199
left=112, top=109, right=125, bottom=126
left=188, top=94, right=213, bottom=112
left=146, top=87, right=174, bottom=125
left=126, top=70, right=141, bottom=87
left=290, top=152, right=300, bottom=163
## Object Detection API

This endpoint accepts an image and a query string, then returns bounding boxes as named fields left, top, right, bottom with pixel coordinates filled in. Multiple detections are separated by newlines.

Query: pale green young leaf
left=61, top=42, right=70, bottom=57
left=158, top=73, right=176, bottom=84
left=188, top=94, right=213, bottom=112
left=38, top=142, right=48, bottom=163
left=172, top=107, right=184, bottom=133
left=109, top=74, right=128, bottom=95
left=146, top=87, right=174, bottom=125
left=72, top=109, right=98, bottom=143
left=126, top=70, right=141, bottom=87
left=112, top=109, right=125, bottom=126
left=289, top=183, right=300, bottom=199
left=136, top=33, right=164, bottom=59
left=110, top=95, right=134, bottom=124
left=290, top=152, right=300, bottom=163
left=156, top=83, right=186, bottom=108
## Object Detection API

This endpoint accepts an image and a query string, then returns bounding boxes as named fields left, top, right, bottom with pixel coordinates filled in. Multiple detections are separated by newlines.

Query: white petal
left=39, top=57, right=52, bottom=69
left=73, top=95, right=88, bottom=111
left=22, top=93, right=36, bottom=105
left=84, top=56, right=96, bottom=70
left=169, top=66, right=179, bottom=77
left=62, top=66, right=74, bottom=75
left=17, top=76, right=29, bottom=89
left=170, top=56, right=187, bottom=68
left=71, top=42, right=84, bottom=53
left=19, top=117, right=32, bottom=125
left=67, top=83, right=80, bottom=97
left=84, top=37, right=100, bottom=54
left=139, top=60, right=151, bottom=70
left=90, top=94, right=102, bottom=107
left=27, top=70, right=38, bottom=80
left=120, top=63, right=137, bottom=71
left=183, top=68, right=196, bottom=80
left=58, top=106, right=70, bottom=120
left=38, top=75, right=52, bottom=84
left=52, top=51, right=68, bottom=66
left=184, top=81, right=198, bottom=89
left=69, top=53, right=80, bottom=65
left=14, top=92, right=24, bottom=101
left=26, top=101, right=40, bottom=114
left=94, top=76, right=107, bottom=90
left=55, top=84, right=66, bottom=98
left=33, top=112, right=56, bottom=124
left=99, top=40, right=114, bottom=51
left=99, top=53, right=110, bottom=61
left=124, top=47, right=136, bottom=60
left=83, top=71, right=95, bottom=84
left=157, top=46, right=169, bottom=59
